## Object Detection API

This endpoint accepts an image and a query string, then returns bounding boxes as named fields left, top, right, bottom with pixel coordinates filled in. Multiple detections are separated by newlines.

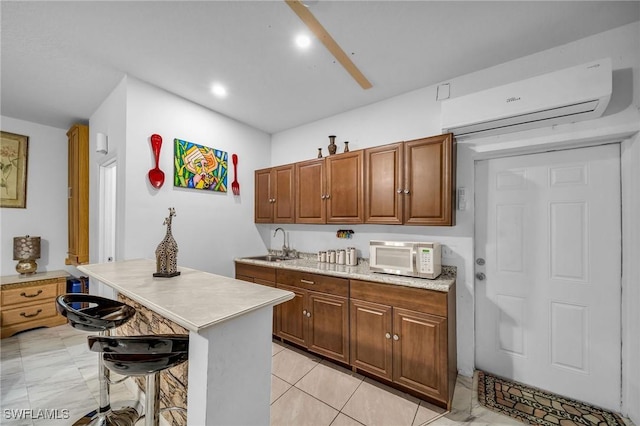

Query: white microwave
left=369, top=241, right=442, bottom=279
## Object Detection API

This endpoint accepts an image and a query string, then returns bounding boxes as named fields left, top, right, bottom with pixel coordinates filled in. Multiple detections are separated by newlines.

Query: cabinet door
left=307, top=291, right=349, bottom=364
left=275, top=284, right=307, bottom=346
left=66, top=124, right=89, bottom=265
left=350, top=299, right=393, bottom=380
left=326, top=151, right=364, bottom=223
left=364, top=143, right=403, bottom=224
left=295, top=158, right=326, bottom=223
left=273, top=165, right=295, bottom=223
left=392, top=308, right=448, bottom=402
left=403, top=134, right=455, bottom=226
left=255, top=168, right=273, bottom=223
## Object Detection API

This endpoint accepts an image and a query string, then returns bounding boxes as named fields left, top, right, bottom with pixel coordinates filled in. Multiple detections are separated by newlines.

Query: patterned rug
left=477, top=371, right=626, bottom=425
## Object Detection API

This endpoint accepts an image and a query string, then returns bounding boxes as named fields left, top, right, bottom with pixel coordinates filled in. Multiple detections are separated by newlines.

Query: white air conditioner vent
left=441, top=58, right=612, bottom=138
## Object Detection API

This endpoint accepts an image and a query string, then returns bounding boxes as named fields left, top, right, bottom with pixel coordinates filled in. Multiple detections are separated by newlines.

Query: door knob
left=475, top=272, right=486, bottom=281
left=393, top=334, right=399, bottom=341
left=385, top=333, right=391, bottom=339
left=476, top=258, right=485, bottom=266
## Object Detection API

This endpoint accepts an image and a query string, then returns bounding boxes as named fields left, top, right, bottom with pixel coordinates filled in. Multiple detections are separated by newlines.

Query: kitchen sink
left=245, top=255, right=295, bottom=262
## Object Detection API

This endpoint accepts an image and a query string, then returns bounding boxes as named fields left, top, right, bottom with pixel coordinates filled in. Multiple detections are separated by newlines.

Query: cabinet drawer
left=1, top=302, right=59, bottom=327
left=235, top=263, right=276, bottom=283
left=350, top=279, right=447, bottom=317
left=277, top=269, right=348, bottom=297
left=1, top=280, right=61, bottom=307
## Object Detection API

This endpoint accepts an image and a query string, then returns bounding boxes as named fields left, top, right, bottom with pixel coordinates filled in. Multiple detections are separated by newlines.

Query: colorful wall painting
left=174, top=139, right=227, bottom=192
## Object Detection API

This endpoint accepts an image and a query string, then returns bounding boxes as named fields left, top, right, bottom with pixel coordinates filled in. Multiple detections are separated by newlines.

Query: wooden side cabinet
left=254, top=165, right=295, bottom=223
left=66, top=123, right=89, bottom=265
left=1, top=271, right=68, bottom=338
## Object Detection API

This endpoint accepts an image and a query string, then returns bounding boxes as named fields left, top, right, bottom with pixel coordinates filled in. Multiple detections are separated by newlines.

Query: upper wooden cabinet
left=256, top=133, right=454, bottom=226
left=295, top=151, right=364, bottom=224
left=65, top=124, right=89, bottom=265
left=365, top=134, right=456, bottom=226
left=254, top=164, right=295, bottom=223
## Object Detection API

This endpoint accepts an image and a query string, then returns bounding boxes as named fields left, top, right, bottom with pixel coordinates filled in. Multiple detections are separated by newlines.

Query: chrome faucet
left=274, top=227, right=293, bottom=258
left=274, top=227, right=287, bottom=256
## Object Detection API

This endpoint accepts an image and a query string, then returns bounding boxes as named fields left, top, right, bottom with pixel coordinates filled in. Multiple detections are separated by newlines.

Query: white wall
left=271, top=20, right=640, bottom=413
left=0, top=116, right=76, bottom=277
left=89, top=77, right=273, bottom=279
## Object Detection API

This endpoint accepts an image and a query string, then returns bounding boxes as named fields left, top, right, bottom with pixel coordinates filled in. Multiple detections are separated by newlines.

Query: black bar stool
left=56, top=294, right=140, bottom=426
left=87, top=335, right=189, bottom=426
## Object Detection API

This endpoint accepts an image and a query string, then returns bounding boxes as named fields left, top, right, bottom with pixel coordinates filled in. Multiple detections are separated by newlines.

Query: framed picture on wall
left=0, top=131, right=29, bottom=208
left=174, top=138, right=227, bottom=192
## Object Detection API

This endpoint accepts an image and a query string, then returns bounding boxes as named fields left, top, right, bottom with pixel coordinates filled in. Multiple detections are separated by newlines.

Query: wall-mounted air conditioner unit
left=441, top=58, right=612, bottom=138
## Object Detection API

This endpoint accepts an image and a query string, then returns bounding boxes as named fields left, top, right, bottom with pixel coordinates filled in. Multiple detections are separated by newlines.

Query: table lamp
left=13, top=235, right=41, bottom=275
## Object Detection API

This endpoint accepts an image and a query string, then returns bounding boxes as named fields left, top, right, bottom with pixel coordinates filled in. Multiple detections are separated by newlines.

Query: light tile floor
left=0, top=325, right=630, bottom=426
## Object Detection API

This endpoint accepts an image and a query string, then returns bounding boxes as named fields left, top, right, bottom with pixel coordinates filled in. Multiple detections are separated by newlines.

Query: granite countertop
left=234, top=254, right=456, bottom=293
left=78, top=259, right=294, bottom=333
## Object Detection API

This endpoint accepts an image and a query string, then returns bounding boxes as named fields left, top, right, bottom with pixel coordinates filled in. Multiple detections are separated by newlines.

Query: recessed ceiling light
left=211, top=84, right=227, bottom=98
left=295, top=34, right=311, bottom=49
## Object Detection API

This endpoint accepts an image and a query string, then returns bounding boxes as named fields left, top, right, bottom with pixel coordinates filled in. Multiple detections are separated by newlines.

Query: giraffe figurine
left=153, top=207, right=181, bottom=277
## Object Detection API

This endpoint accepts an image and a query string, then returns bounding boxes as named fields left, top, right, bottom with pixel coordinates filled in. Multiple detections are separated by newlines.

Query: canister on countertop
left=319, top=251, right=327, bottom=262
left=328, top=250, right=336, bottom=264
left=346, top=247, right=357, bottom=266
left=337, top=249, right=345, bottom=265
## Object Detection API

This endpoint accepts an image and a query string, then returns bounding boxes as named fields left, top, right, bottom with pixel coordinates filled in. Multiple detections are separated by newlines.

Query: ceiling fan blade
left=285, top=0, right=373, bottom=90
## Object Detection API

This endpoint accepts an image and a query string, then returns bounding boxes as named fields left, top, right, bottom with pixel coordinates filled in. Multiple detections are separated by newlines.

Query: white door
left=96, top=161, right=117, bottom=299
left=475, top=144, right=621, bottom=411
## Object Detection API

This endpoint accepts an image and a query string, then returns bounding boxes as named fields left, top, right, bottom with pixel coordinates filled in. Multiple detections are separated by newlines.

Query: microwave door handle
left=412, top=247, right=417, bottom=273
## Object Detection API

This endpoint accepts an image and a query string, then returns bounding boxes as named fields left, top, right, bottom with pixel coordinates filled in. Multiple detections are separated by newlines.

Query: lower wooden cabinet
left=234, top=263, right=456, bottom=409
left=234, top=262, right=277, bottom=332
left=350, top=279, right=456, bottom=408
left=275, top=270, right=350, bottom=364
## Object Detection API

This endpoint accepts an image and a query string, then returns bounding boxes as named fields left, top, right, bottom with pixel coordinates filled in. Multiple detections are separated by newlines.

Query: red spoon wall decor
left=149, top=134, right=165, bottom=188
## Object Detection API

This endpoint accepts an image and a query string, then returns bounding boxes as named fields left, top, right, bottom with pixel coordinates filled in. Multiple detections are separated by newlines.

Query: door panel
left=350, top=299, right=392, bottom=380
left=475, top=144, right=621, bottom=411
left=275, top=284, right=306, bottom=346
left=295, top=159, right=325, bottom=223
left=307, top=292, right=349, bottom=363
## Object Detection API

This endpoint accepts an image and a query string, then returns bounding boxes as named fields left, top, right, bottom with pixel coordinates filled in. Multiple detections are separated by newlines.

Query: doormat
left=477, top=370, right=626, bottom=425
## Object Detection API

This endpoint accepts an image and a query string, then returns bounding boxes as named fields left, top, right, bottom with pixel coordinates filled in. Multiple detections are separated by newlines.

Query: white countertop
left=78, top=259, right=294, bottom=333
left=235, top=256, right=456, bottom=292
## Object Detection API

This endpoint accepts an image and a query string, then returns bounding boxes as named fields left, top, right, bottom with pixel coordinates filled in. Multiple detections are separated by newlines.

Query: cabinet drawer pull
left=385, top=333, right=391, bottom=339
left=20, top=309, right=43, bottom=318
left=393, top=334, right=400, bottom=341
left=302, top=309, right=307, bottom=316
left=403, top=189, right=410, bottom=194
left=300, top=279, right=315, bottom=285
left=20, top=290, right=43, bottom=298
left=306, top=312, right=311, bottom=318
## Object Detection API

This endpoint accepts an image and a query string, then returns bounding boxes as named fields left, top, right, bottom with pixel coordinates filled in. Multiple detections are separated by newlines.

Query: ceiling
left=1, top=1, right=639, bottom=134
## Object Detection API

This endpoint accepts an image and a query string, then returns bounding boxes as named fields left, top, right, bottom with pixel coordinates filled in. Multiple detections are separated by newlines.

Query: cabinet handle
left=306, top=312, right=311, bottom=318
left=397, top=189, right=403, bottom=194
left=385, top=333, right=391, bottom=339
left=393, top=334, right=399, bottom=341
left=20, top=290, right=43, bottom=298
left=403, top=189, right=410, bottom=194
left=321, top=195, right=326, bottom=200
left=303, top=309, right=307, bottom=316
left=325, top=194, right=331, bottom=199
left=20, top=309, right=43, bottom=318
left=300, top=279, right=315, bottom=285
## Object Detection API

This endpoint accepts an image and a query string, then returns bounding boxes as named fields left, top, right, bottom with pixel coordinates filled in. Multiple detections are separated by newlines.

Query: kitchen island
left=78, top=258, right=294, bottom=426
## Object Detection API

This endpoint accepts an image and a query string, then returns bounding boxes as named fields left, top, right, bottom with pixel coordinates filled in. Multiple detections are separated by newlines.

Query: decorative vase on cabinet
left=328, top=135, right=337, bottom=155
